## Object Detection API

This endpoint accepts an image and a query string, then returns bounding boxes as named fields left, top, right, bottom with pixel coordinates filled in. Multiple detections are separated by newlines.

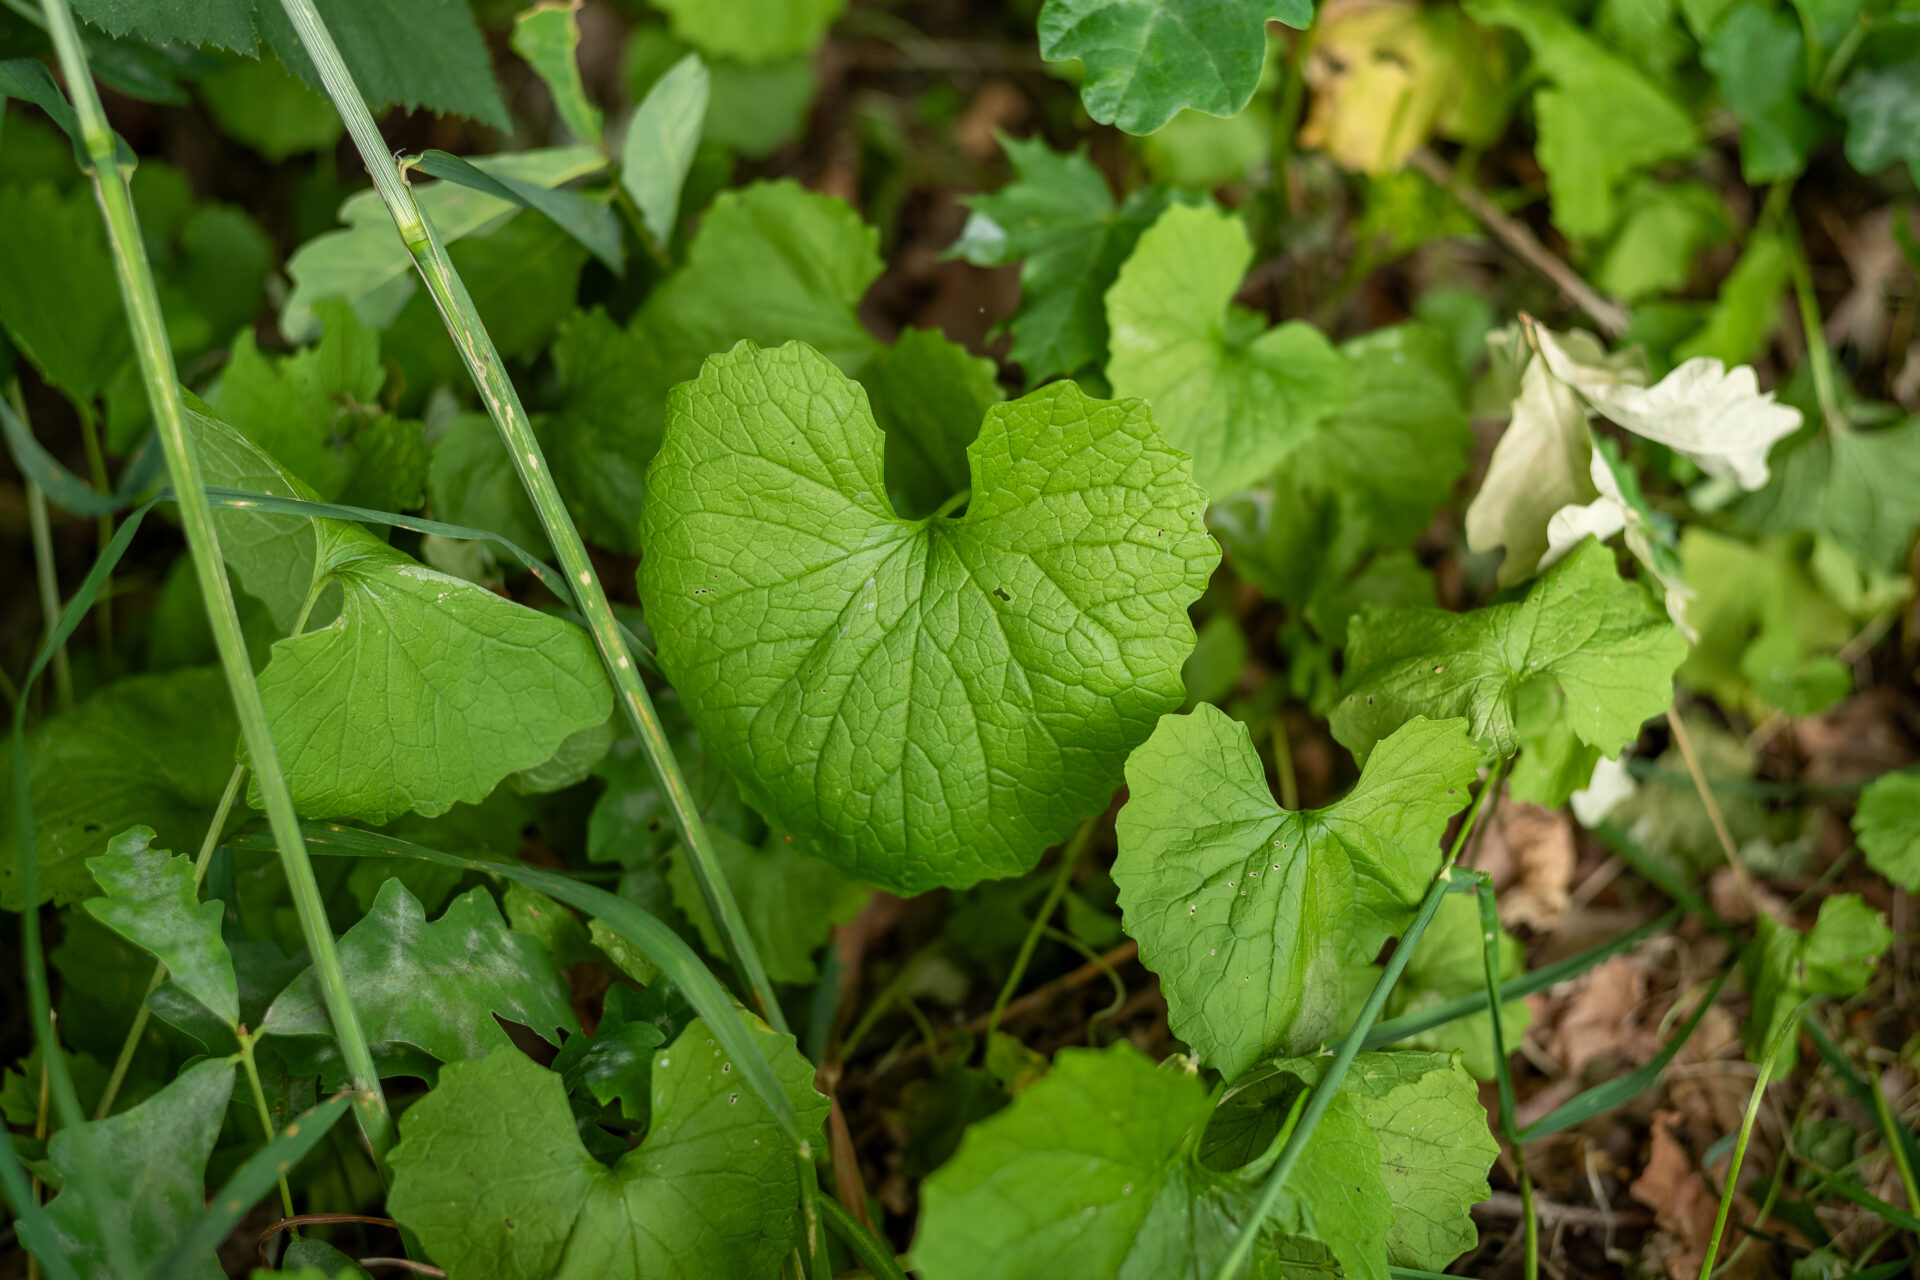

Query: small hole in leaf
left=993, top=587, right=1011, bottom=602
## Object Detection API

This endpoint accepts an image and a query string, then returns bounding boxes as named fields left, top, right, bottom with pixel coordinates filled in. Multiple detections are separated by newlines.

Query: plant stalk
left=1213, top=756, right=1508, bottom=1280
left=1695, top=1010, right=1796, bottom=1280
left=36, top=0, right=392, bottom=1156
left=237, top=1029, right=297, bottom=1218
left=1476, top=872, right=1536, bottom=1280
left=270, top=0, right=784, bottom=1031
left=13, top=383, right=73, bottom=710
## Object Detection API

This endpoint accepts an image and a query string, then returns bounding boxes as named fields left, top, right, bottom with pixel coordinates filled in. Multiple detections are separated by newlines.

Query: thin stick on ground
left=1410, top=148, right=1631, bottom=337
left=1665, top=707, right=1761, bottom=912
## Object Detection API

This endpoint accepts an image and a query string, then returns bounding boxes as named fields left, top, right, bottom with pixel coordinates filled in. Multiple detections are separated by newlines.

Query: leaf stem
left=96, top=762, right=247, bottom=1119
left=1695, top=1009, right=1797, bottom=1280
left=1784, top=212, right=1848, bottom=434
left=1410, top=148, right=1630, bottom=337
left=819, top=1195, right=910, bottom=1280
left=72, top=396, right=113, bottom=660
left=236, top=1029, right=297, bottom=1218
left=988, top=815, right=1098, bottom=1037
left=36, top=0, right=393, bottom=1157
left=270, top=0, right=785, bottom=1032
left=1213, top=755, right=1508, bottom=1280
left=1873, top=1067, right=1920, bottom=1222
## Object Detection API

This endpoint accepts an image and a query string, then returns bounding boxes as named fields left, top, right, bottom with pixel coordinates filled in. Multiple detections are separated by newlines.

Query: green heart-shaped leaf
left=639, top=340, right=1217, bottom=891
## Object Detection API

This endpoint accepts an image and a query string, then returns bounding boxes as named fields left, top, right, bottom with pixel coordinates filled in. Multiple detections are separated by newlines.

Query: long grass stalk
left=269, top=0, right=784, bottom=1030
left=1696, top=1010, right=1798, bottom=1280
left=12, top=383, right=73, bottom=710
left=35, top=0, right=392, bottom=1155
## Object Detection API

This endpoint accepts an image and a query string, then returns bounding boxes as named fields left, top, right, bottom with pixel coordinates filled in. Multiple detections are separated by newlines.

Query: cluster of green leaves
left=3, top=0, right=1919, bottom=1276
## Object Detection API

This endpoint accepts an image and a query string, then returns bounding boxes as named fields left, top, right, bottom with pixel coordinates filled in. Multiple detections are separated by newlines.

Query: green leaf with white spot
left=264, top=879, right=576, bottom=1067
left=1856, top=771, right=1920, bottom=892
left=83, top=827, right=236, bottom=1027
left=1333, top=539, right=1686, bottom=763
left=254, top=521, right=612, bottom=823
left=1114, top=705, right=1480, bottom=1077
left=1106, top=201, right=1348, bottom=498
left=1036, top=0, right=1313, bottom=135
left=1, top=667, right=238, bottom=910
left=639, top=340, right=1216, bottom=892
left=950, top=134, right=1178, bottom=382
left=43, top=1058, right=236, bottom=1280
left=387, top=1016, right=829, bottom=1279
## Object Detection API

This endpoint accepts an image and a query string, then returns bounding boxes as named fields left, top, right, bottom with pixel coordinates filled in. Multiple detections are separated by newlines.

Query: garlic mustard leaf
left=1211, top=1052, right=1496, bottom=1272
left=0, top=183, right=132, bottom=400
left=915, top=1041, right=1405, bottom=1280
left=44, top=1058, right=236, bottom=1280
left=1, top=667, right=238, bottom=910
left=1037, top=0, right=1313, bottom=135
left=1114, top=705, right=1479, bottom=1077
left=1735, top=417, right=1920, bottom=572
left=637, top=179, right=884, bottom=375
left=1333, top=540, right=1685, bottom=763
left=254, top=523, right=612, bottom=823
left=639, top=340, right=1216, bottom=892
left=84, top=827, right=237, bottom=1027
left=1466, top=0, right=1698, bottom=239
left=951, top=135, right=1177, bottom=381
left=1107, top=202, right=1347, bottom=498
left=388, top=1016, right=829, bottom=1279
left=1856, top=771, right=1920, bottom=892
left=649, top=0, right=843, bottom=63
left=264, top=879, right=576, bottom=1065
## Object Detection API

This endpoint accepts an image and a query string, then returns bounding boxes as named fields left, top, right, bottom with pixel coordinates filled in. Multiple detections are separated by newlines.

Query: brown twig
left=1410, top=148, right=1630, bottom=338
left=257, top=1214, right=398, bottom=1268
left=357, top=1262, right=446, bottom=1277
left=1665, top=707, right=1762, bottom=912
left=1475, top=1191, right=1649, bottom=1229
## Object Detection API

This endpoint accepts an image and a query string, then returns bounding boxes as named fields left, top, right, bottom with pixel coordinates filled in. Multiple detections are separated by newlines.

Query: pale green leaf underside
left=264, top=879, right=575, bottom=1063
left=255, top=526, right=612, bottom=823
left=620, top=52, right=708, bottom=246
left=46, top=1058, right=236, bottom=1280
left=1037, top=0, right=1313, bottom=135
left=84, top=826, right=237, bottom=1026
left=1107, top=202, right=1347, bottom=498
left=639, top=340, right=1216, bottom=892
left=1115, top=706, right=1479, bottom=1077
left=1332, top=539, right=1685, bottom=764
left=388, top=1017, right=830, bottom=1280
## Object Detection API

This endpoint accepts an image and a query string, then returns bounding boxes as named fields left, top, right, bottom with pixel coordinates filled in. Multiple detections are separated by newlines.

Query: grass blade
left=0, top=1127, right=82, bottom=1280
left=1517, top=969, right=1732, bottom=1142
left=1365, top=906, right=1681, bottom=1049
left=36, top=0, right=394, bottom=1156
left=413, top=148, right=623, bottom=273
left=272, top=0, right=784, bottom=1038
